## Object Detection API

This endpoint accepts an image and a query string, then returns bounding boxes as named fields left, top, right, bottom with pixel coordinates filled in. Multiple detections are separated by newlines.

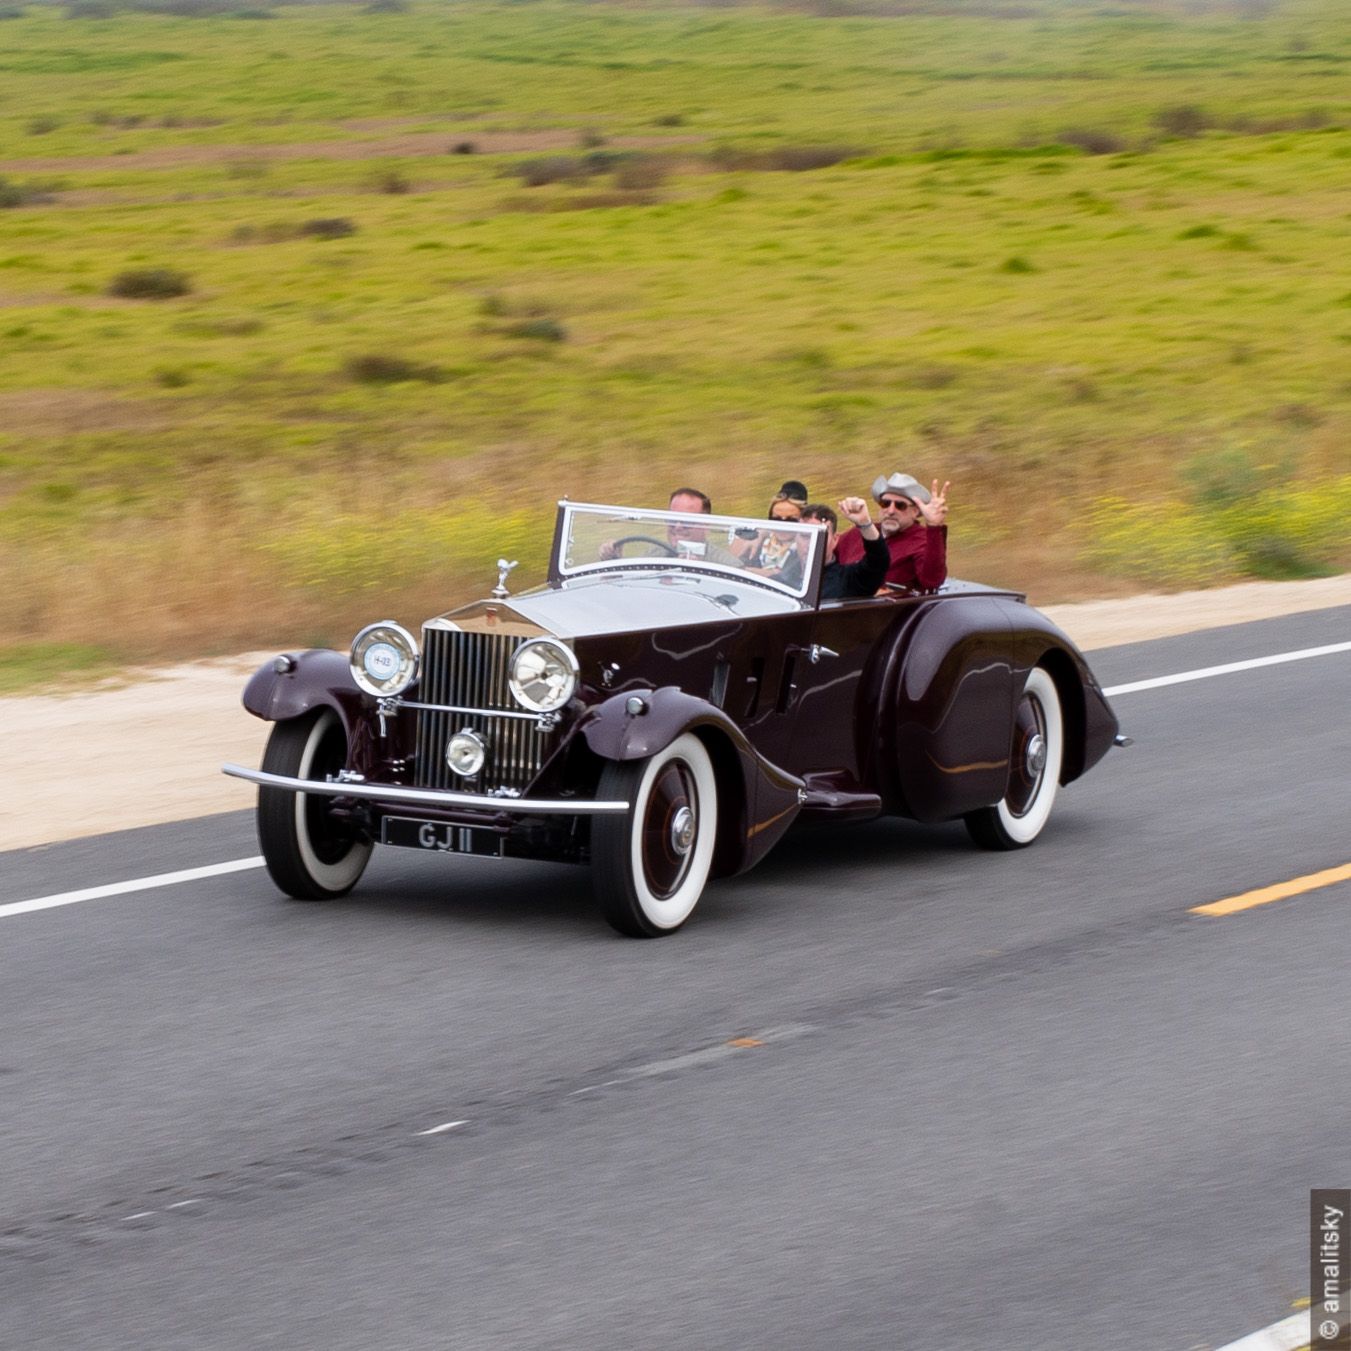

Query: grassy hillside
left=1, top=0, right=1348, bottom=675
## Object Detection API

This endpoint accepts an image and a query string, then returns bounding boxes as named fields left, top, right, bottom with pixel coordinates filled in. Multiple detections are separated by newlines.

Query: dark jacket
left=821, top=529, right=889, bottom=599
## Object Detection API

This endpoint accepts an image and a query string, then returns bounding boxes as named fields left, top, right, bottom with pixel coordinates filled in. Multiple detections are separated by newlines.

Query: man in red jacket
left=834, top=471, right=950, bottom=591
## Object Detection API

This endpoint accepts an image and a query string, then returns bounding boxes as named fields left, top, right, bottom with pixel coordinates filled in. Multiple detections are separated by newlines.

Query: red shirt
left=835, top=522, right=947, bottom=590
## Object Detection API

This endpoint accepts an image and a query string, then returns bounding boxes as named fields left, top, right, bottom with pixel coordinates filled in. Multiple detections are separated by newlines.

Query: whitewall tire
left=592, top=733, right=719, bottom=938
left=257, top=709, right=372, bottom=899
left=964, top=667, right=1063, bottom=850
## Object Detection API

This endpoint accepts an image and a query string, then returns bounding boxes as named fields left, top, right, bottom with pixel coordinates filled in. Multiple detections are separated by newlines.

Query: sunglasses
left=878, top=497, right=916, bottom=510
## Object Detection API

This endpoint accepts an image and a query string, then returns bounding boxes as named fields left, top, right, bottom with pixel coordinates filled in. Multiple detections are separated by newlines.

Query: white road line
left=0, top=857, right=264, bottom=920
left=1103, top=640, right=1351, bottom=697
left=4, top=641, right=1348, bottom=920
left=416, top=1120, right=466, bottom=1136
left=1214, top=1309, right=1308, bottom=1351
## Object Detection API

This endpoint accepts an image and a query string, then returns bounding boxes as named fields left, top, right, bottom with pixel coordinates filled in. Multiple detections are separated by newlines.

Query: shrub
left=450, top=141, right=477, bottom=155
left=299, top=217, right=357, bottom=239
left=999, top=255, right=1036, bottom=274
left=1153, top=104, right=1210, bottom=138
left=0, top=6, right=28, bottom=18
left=344, top=354, right=445, bottom=384
left=1177, top=223, right=1220, bottom=239
left=363, top=0, right=407, bottom=10
left=370, top=169, right=412, bottom=194
left=614, top=156, right=670, bottom=191
left=1057, top=127, right=1126, bottom=156
left=0, top=177, right=59, bottom=209
left=108, top=267, right=192, bottom=299
left=653, top=113, right=685, bottom=127
left=503, top=318, right=567, bottom=343
left=27, top=116, right=61, bottom=136
left=710, top=144, right=862, bottom=172
left=512, top=156, right=588, bottom=187
left=578, top=128, right=607, bottom=149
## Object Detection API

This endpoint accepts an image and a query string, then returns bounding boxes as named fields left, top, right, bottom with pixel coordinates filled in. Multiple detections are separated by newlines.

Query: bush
left=502, top=318, right=567, bottom=343
left=614, top=156, right=670, bottom=191
left=1153, top=104, right=1210, bottom=138
left=652, top=113, right=685, bottom=127
left=108, top=267, right=192, bottom=299
left=344, top=354, right=445, bottom=384
left=27, top=116, right=61, bottom=136
left=299, top=217, right=357, bottom=239
left=369, top=169, right=412, bottom=194
left=1057, top=127, right=1126, bottom=156
left=512, top=156, right=589, bottom=187
left=709, top=144, right=863, bottom=172
left=0, top=6, right=28, bottom=18
left=450, top=141, right=477, bottom=155
left=999, top=255, right=1036, bottom=274
left=0, top=177, right=58, bottom=209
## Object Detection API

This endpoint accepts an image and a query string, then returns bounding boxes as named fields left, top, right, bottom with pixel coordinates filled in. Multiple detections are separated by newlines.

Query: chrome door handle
left=808, top=644, right=839, bottom=664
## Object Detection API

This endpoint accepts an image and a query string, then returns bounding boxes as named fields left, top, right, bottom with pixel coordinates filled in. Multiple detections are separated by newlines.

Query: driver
left=600, top=488, right=745, bottom=567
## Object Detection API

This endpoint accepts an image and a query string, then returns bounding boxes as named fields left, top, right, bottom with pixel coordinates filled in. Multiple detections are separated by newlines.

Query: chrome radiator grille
left=413, top=627, right=551, bottom=794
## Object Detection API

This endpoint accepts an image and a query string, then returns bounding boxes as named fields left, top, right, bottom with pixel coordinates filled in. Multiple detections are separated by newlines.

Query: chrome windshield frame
left=549, top=501, right=826, bottom=606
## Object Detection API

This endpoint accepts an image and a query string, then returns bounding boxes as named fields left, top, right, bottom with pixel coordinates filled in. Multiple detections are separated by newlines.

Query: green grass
left=0, top=0, right=1349, bottom=663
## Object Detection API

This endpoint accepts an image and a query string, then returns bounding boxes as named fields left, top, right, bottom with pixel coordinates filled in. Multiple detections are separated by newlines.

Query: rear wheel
left=257, top=709, right=372, bottom=899
left=592, top=733, right=718, bottom=938
left=964, top=667, right=1063, bottom=850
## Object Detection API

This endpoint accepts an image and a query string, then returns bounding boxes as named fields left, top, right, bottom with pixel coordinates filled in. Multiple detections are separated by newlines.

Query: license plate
left=381, top=816, right=504, bottom=857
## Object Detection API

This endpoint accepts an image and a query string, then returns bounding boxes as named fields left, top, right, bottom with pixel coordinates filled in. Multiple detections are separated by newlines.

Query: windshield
left=555, top=502, right=824, bottom=600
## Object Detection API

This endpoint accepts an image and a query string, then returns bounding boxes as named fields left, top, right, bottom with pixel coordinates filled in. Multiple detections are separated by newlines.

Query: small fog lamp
left=446, top=729, right=487, bottom=778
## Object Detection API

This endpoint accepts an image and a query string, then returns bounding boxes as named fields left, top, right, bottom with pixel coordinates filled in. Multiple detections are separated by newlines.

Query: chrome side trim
left=222, top=764, right=628, bottom=815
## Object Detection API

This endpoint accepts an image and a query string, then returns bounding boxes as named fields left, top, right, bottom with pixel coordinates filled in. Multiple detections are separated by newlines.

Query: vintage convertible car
left=224, top=500, right=1123, bottom=937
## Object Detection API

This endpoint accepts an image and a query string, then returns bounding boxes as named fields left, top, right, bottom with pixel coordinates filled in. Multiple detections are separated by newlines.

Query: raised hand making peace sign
left=917, top=479, right=950, bottom=528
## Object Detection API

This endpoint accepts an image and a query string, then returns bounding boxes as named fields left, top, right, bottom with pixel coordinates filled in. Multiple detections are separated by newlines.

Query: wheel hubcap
left=1025, top=733, right=1047, bottom=776
left=1006, top=693, right=1048, bottom=819
left=670, top=805, right=695, bottom=856
left=640, top=762, right=698, bottom=901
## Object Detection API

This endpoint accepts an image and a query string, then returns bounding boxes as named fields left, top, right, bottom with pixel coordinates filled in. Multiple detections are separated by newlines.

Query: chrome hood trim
left=222, top=764, right=629, bottom=815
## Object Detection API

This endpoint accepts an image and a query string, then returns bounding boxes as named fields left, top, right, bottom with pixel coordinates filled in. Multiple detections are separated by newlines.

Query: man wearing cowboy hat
left=834, top=471, right=950, bottom=591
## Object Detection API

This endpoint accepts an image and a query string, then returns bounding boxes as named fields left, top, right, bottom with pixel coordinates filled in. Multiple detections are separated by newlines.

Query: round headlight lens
left=446, top=729, right=487, bottom=778
left=508, top=638, right=578, bottom=713
left=350, top=621, right=419, bottom=698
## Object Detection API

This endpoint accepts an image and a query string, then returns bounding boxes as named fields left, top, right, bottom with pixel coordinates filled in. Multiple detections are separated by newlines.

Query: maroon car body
left=225, top=501, right=1120, bottom=936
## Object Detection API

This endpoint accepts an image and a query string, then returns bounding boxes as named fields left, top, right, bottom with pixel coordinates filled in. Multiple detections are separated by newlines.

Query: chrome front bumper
left=221, top=764, right=630, bottom=815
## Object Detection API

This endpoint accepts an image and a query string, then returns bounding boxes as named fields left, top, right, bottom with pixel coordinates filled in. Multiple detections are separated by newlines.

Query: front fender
left=242, top=649, right=368, bottom=742
left=577, top=687, right=803, bottom=877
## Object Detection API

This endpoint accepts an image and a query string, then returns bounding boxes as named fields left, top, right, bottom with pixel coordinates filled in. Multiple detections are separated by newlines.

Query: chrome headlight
left=508, top=638, right=578, bottom=713
left=350, top=621, right=419, bottom=698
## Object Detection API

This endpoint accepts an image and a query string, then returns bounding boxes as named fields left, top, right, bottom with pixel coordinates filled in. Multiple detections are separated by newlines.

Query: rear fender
left=578, top=687, right=803, bottom=877
left=885, top=598, right=1018, bottom=822
left=998, top=605, right=1120, bottom=785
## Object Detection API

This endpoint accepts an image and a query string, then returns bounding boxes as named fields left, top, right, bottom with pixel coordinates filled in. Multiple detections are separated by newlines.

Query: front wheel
left=592, top=733, right=719, bottom=938
left=257, top=709, right=372, bottom=899
left=964, top=667, right=1063, bottom=850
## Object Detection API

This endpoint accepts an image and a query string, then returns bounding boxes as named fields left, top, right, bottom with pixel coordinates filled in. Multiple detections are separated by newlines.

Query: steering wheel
left=608, top=535, right=677, bottom=557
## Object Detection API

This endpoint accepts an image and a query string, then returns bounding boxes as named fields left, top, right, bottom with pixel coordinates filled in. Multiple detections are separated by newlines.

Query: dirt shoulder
left=3, top=574, right=1348, bottom=856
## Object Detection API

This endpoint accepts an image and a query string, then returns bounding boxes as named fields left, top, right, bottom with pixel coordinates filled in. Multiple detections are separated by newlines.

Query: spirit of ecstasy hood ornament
left=491, top=558, right=519, bottom=600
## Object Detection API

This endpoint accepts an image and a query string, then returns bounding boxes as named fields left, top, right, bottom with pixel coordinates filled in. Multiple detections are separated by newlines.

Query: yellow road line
left=1192, top=863, right=1351, bottom=917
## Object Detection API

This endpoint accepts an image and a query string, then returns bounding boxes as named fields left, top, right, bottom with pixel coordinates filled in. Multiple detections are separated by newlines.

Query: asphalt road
left=3, top=608, right=1349, bottom=1351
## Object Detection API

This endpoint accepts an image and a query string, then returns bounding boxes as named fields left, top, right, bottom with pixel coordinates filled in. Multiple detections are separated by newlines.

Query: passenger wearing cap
left=834, top=472, right=949, bottom=591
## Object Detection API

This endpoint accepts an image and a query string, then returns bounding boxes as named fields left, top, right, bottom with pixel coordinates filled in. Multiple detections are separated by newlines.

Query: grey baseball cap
left=872, top=472, right=931, bottom=504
